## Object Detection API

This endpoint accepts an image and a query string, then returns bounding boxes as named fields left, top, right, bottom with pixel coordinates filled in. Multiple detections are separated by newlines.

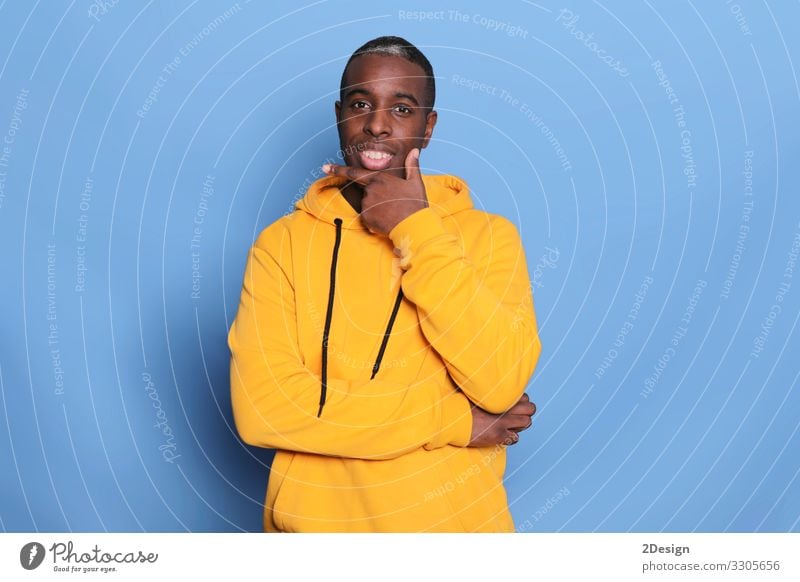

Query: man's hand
left=322, top=148, right=428, bottom=235
left=468, top=393, right=537, bottom=447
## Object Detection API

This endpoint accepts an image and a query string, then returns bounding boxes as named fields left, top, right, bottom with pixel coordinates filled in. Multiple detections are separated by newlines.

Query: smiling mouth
left=357, top=149, right=394, bottom=171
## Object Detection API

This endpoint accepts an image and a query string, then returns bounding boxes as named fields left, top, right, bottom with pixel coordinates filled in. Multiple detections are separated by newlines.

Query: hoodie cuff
left=427, top=390, right=473, bottom=450
left=389, top=208, right=447, bottom=270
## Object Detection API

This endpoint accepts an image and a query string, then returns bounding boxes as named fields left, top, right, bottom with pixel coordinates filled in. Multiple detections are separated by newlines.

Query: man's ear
left=335, top=100, right=341, bottom=125
left=420, top=109, right=437, bottom=149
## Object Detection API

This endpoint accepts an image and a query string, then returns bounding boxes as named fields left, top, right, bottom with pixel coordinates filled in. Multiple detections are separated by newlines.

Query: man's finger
left=505, top=413, right=533, bottom=431
left=507, top=400, right=536, bottom=416
left=404, top=148, right=421, bottom=182
left=322, top=163, right=378, bottom=185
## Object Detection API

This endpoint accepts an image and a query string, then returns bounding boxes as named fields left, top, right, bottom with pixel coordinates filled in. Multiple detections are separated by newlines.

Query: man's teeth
left=362, top=151, right=392, bottom=160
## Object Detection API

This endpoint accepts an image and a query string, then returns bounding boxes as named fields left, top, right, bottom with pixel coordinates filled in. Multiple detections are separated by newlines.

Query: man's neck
left=341, top=182, right=363, bottom=213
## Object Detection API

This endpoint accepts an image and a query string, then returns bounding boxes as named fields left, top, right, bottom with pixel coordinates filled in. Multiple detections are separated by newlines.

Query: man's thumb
left=404, top=148, right=421, bottom=181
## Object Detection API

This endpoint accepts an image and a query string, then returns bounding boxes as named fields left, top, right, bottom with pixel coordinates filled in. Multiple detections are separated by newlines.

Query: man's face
left=335, top=54, right=437, bottom=179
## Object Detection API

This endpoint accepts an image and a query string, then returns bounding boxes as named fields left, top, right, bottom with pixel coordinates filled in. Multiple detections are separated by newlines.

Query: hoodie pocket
left=270, top=451, right=298, bottom=532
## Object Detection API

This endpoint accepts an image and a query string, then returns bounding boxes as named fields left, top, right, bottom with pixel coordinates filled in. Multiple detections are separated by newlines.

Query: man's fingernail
left=322, top=164, right=331, bottom=173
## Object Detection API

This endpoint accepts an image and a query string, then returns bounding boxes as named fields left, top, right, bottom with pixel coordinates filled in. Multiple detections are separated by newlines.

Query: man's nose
left=363, top=107, right=391, bottom=137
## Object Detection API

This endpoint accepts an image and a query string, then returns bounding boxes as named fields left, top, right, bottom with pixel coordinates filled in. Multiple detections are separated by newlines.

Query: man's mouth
left=357, top=149, right=394, bottom=171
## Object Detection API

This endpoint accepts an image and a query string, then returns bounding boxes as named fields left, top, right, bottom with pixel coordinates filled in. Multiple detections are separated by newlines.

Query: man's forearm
left=389, top=209, right=542, bottom=413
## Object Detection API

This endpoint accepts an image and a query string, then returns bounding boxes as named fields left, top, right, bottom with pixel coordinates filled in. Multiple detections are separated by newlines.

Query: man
left=228, top=36, right=541, bottom=532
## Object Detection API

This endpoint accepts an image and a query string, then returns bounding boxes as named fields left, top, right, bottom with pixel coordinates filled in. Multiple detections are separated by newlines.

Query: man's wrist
left=384, top=201, right=428, bottom=234
left=388, top=207, right=447, bottom=270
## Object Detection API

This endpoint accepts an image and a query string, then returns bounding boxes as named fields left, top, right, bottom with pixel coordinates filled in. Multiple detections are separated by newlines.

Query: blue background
left=1, top=0, right=798, bottom=532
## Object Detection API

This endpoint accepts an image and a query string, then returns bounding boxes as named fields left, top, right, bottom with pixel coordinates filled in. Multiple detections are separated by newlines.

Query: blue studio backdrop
left=1, top=0, right=799, bottom=532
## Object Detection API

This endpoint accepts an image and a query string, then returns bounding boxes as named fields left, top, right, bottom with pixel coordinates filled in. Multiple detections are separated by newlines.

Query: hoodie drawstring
left=318, top=218, right=343, bottom=418
left=371, top=288, right=404, bottom=380
left=317, top=218, right=405, bottom=418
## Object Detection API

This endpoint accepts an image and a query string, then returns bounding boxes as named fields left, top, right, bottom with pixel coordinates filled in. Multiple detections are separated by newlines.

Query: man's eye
left=395, top=105, right=412, bottom=114
left=352, top=101, right=369, bottom=110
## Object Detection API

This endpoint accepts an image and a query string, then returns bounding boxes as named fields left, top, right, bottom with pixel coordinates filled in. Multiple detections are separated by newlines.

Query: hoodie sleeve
left=389, top=208, right=542, bottom=414
left=228, top=224, right=474, bottom=460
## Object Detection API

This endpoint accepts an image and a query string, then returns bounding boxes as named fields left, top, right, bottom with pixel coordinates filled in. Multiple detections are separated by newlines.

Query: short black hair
left=339, top=36, right=435, bottom=110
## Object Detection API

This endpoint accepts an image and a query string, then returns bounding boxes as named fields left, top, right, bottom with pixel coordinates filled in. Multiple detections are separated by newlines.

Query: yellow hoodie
left=228, top=173, right=541, bottom=532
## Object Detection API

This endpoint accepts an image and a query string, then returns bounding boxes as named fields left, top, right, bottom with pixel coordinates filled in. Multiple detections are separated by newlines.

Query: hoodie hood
left=296, top=173, right=474, bottom=229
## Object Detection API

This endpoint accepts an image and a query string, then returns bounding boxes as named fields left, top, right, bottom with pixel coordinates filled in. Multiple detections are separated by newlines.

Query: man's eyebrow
left=342, top=88, right=370, bottom=101
left=394, top=92, right=419, bottom=106
left=343, top=88, right=420, bottom=106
